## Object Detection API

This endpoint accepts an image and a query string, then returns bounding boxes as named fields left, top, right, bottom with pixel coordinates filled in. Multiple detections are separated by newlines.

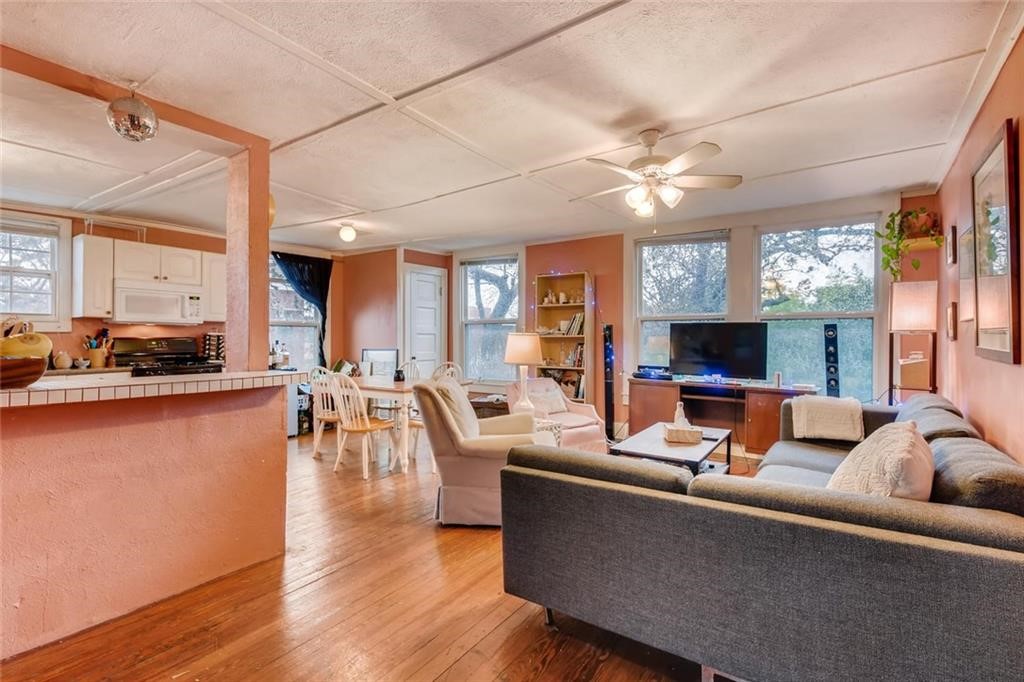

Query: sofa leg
left=544, top=607, right=555, bottom=627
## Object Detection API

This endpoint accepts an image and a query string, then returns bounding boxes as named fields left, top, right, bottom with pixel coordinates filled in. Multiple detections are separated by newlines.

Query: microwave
left=110, top=279, right=204, bottom=325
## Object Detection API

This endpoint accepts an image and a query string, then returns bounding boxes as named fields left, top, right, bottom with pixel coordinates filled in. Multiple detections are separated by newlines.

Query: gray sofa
left=500, top=394, right=1024, bottom=681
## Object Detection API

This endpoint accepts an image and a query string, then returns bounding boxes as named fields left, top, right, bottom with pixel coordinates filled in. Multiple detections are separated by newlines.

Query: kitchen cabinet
left=113, top=241, right=202, bottom=285
left=72, top=234, right=114, bottom=318
left=202, top=252, right=227, bottom=322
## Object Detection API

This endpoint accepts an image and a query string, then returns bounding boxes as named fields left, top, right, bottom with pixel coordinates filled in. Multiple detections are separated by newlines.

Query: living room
left=1, top=2, right=1023, bottom=680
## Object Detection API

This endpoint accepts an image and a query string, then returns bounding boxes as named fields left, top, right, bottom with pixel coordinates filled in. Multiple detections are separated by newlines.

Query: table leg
left=726, top=433, right=732, bottom=469
left=389, top=400, right=411, bottom=473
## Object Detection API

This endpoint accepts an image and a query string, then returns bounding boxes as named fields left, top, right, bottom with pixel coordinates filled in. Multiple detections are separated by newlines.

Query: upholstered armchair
left=506, top=377, right=607, bottom=453
left=413, top=378, right=555, bottom=526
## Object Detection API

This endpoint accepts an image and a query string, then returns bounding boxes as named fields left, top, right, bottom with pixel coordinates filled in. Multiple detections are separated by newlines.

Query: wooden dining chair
left=328, top=373, right=395, bottom=479
left=430, top=362, right=464, bottom=381
left=309, top=366, right=341, bottom=460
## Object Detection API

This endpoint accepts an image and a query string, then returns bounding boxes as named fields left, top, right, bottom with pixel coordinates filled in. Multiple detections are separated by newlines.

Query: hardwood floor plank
left=1, top=435, right=701, bottom=681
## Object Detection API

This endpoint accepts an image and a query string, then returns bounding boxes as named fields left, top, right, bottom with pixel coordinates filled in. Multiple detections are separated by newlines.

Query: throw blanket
left=792, top=395, right=864, bottom=441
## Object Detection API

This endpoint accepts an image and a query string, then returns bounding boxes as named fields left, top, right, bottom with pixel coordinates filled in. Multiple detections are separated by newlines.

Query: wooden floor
left=1, top=434, right=751, bottom=681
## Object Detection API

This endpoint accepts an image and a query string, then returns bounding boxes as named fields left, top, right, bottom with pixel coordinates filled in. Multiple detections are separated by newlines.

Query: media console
left=627, top=377, right=818, bottom=454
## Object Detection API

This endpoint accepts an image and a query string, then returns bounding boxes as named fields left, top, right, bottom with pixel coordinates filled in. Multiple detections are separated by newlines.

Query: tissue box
left=663, top=423, right=703, bottom=444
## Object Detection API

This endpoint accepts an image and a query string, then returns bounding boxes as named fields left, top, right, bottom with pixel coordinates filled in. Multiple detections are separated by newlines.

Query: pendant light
left=106, top=83, right=158, bottom=142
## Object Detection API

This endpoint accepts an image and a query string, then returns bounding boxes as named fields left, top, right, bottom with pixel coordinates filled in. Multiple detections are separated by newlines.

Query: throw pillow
left=827, top=421, right=934, bottom=501
left=531, top=386, right=567, bottom=415
left=434, top=377, right=479, bottom=438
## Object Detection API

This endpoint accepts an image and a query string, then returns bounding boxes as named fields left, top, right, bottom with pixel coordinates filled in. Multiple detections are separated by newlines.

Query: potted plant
left=877, top=207, right=944, bottom=281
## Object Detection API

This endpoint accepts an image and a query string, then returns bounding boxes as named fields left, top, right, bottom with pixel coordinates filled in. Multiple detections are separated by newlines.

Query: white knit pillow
left=531, top=386, right=567, bottom=415
left=827, top=421, right=934, bottom=501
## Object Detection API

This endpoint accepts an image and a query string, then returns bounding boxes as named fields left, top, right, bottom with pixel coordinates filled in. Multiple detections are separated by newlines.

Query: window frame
left=458, top=253, right=522, bottom=386
left=0, top=209, right=71, bottom=332
left=753, top=213, right=885, bottom=397
left=635, top=231, right=730, bottom=367
left=268, top=255, right=321, bottom=371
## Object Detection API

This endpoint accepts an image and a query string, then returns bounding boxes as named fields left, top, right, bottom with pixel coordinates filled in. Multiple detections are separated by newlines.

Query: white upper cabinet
left=113, top=240, right=161, bottom=282
left=160, top=245, right=203, bottom=286
left=72, top=234, right=114, bottom=318
left=113, top=241, right=203, bottom=285
left=202, top=252, right=227, bottom=322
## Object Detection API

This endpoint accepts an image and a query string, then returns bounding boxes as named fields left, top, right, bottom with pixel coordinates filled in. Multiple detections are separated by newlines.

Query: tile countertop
left=1, top=370, right=306, bottom=409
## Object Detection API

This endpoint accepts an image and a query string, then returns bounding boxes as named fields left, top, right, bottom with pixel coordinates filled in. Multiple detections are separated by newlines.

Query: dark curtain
left=272, top=251, right=332, bottom=367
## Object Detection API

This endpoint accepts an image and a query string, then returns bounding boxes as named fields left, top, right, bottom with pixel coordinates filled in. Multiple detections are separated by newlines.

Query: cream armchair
left=413, top=378, right=555, bottom=526
left=506, top=377, right=607, bottom=453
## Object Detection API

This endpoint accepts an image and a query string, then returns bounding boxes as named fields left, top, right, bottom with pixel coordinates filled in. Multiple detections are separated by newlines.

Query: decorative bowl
left=0, top=356, right=48, bottom=389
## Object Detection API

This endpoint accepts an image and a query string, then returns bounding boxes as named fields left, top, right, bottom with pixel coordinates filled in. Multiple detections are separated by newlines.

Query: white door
left=405, top=268, right=445, bottom=378
left=113, top=240, right=161, bottom=282
left=160, top=246, right=203, bottom=285
left=202, top=252, right=227, bottom=322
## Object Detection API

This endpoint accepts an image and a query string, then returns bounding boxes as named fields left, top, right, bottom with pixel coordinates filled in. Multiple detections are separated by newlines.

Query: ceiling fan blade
left=670, top=174, right=743, bottom=190
left=568, top=183, right=636, bottom=202
left=585, top=158, right=642, bottom=182
left=662, top=142, right=722, bottom=176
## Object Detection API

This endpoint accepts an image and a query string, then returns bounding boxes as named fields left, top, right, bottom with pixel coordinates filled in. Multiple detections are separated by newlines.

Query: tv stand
left=627, top=377, right=818, bottom=454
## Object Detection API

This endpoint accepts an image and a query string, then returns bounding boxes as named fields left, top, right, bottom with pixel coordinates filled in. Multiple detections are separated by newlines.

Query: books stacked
left=566, top=342, right=585, bottom=368
left=564, top=313, right=585, bottom=336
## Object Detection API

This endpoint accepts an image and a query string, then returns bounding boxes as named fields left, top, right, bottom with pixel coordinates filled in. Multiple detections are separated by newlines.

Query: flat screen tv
left=669, top=322, right=768, bottom=380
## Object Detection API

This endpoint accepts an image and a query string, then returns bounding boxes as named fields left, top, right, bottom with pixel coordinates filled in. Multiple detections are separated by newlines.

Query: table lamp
left=504, top=332, right=543, bottom=414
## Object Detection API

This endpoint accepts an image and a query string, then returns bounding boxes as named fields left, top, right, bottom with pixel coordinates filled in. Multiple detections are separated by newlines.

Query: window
left=0, top=210, right=71, bottom=331
left=637, top=233, right=728, bottom=366
left=758, top=220, right=877, bottom=401
left=269, top=256, right=321, bottom=371
left=461, top=256, right=519, bottom=382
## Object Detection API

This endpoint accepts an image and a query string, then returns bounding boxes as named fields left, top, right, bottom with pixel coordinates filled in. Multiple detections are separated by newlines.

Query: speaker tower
left=824, top=323, right=840, bottom=397
left=602, top=324, right=615, bottom=441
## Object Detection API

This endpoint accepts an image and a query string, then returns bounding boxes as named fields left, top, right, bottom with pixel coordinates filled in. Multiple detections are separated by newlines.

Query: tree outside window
left=462, top=257, right=519, bottom=381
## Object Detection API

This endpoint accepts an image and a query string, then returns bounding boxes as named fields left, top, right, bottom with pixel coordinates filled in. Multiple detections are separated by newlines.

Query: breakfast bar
left=0, top=370, right=303, bottom=658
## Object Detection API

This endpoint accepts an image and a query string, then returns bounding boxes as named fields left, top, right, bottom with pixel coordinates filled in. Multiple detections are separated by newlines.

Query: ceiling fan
left=570, top=129, right=742, bottom=217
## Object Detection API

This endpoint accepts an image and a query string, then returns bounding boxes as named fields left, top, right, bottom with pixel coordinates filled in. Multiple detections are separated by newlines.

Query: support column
left=226, top=143, right=271, bottom=371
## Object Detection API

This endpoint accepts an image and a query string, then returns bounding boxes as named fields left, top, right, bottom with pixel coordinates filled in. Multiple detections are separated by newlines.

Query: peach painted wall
left=404, top=249, right=454, bottom=362
left=340, top=249, right=398, bottom=360
left=936, top=33, right=1024, bottom=462
left=1, top=388, right=287, bottom=657
left=526, top=235, right=625, bottom=423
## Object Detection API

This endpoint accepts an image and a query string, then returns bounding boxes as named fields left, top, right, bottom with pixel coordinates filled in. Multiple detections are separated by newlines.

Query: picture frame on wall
left=970, top=118, right=1020, bottom=364
left=947, top=302, right=958, bottom=341
left=946, top=225, right=958, bottom=264
left=959, top=226, right=975, bottom=322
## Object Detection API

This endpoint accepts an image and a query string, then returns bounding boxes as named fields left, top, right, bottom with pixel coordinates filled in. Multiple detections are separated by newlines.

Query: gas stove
left=111, top=336, right=225, bottom=378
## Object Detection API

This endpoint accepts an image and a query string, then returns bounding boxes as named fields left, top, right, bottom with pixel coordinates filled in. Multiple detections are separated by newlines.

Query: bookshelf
left=532, top=271, right=595, bottom=403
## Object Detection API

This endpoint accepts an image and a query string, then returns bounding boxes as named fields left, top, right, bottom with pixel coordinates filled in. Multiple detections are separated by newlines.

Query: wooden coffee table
left=610, top=423, right=732, bottom=475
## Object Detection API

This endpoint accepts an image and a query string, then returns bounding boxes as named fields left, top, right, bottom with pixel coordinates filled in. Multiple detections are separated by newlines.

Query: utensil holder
left=87, top=348, right=107, bottom=369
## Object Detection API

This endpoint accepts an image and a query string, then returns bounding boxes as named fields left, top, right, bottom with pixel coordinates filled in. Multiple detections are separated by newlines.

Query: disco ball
left=106, top=92, right=158, bottom=142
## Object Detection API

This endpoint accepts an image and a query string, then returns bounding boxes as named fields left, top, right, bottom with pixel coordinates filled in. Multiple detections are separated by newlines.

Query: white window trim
left=0, top=209, right=71, bottom=332
left=453, top=247, right=524, bottom=392
left=753, top=212, right=887, bottom=398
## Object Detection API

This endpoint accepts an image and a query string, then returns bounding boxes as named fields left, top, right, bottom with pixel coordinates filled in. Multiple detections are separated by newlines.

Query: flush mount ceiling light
left=106, top=83, right=158, bottom=142
left=570, top=129, right=742, bottom=217
left=338, top=223, right=357, bottom=243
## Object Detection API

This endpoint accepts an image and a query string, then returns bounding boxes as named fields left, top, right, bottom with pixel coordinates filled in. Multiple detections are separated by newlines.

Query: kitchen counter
left=45, top=366, right=134, bottom=376
left=0, top=370, right=304, bottom=408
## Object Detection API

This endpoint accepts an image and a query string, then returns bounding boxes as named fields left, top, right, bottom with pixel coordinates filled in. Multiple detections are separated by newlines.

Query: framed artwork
left=958, top=226, right=975, bottom=322
left=947, top=302, right=958, bottom=341
left=971, top=118, right=1020, bottom=364
left=946, top=225, right=958, bottom=264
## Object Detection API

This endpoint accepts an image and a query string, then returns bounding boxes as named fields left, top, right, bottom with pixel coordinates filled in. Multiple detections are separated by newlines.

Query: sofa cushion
left=531, top=385, right=567, bottom=415
left=827, top=421, right=933, bottom=501
left=761, top=441, right=848, bottom=474
left=435, top=376, right=479, bottom=438
left=930, top=437, right=1024, bottom=517
left=910, top=409, right=981, bottom=442
left=897, top=393, right=964, bottom=420
left=508, top=445, right=691, bottom=493
left=755, top=464, right=832, bottom=488
left=544, top=411, right=598, bottom=429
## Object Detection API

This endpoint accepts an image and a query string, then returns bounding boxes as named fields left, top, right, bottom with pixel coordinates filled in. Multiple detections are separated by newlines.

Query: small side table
left=535, top=418, right=563, bottom=447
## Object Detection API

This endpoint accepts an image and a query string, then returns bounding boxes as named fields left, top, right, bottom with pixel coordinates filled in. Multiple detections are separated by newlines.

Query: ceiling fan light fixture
left=338, top=224, right=357, bottom=242
left=624, top=185, right=649, bottom=210
left=657, top=184, right=684, bottom=209
left=106, top=85, right=158, bottom=142
left=635, top=199, right=655, bottom=218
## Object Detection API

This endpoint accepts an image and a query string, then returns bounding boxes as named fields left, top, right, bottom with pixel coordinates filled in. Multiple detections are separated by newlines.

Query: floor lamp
left=505, top=332, right=543, bottom=414
left=888, top=280, right=938, bottom=406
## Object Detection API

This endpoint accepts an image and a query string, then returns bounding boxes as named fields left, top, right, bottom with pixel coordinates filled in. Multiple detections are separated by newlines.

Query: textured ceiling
left=0, top=1, right=1021, bottom=252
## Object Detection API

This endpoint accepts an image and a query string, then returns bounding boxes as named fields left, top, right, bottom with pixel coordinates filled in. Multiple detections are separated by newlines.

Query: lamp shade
left=890, top=280, right=938, bottom=332
left=504, top=332, right=543, bottom=365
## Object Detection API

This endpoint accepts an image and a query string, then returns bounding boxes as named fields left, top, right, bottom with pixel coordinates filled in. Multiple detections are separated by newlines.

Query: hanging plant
left=876, top=207, right=943, bottom=281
